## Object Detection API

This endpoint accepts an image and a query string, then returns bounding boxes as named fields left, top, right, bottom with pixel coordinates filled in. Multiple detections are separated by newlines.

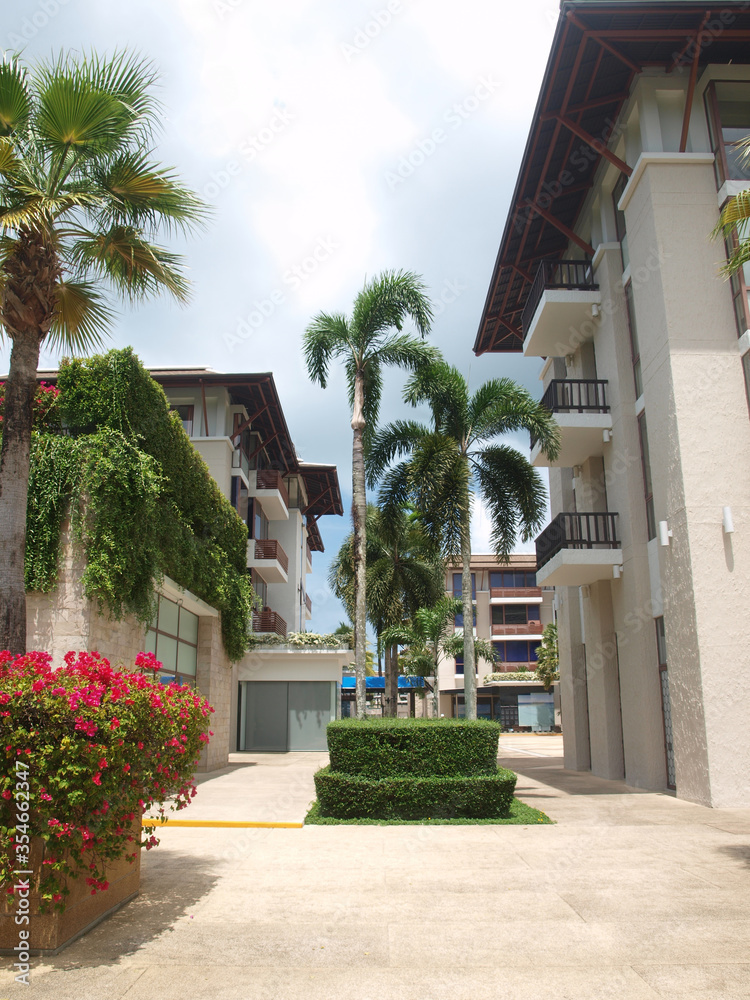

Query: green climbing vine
left=23, top=348, right=259, bottom=661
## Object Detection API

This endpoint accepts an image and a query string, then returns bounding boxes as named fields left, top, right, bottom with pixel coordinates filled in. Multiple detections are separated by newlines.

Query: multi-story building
left=28, top=364, right=348, bottom=762
left=438, top=554, right=556, bottom=727
left=474, top=1, right=750, bottom=806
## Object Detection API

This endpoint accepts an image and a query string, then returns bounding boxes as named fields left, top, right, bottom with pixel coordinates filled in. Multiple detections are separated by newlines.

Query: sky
left=0, top=0, right=560, bottom=634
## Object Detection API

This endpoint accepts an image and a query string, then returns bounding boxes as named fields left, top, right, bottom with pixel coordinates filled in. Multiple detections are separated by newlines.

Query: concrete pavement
left=3, top=735, right=750, bottom=999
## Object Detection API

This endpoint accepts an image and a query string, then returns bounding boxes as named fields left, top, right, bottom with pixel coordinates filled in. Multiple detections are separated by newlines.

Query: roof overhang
left=474, top=0, right=750, bottom=355
left=299, top=462, right=344, bottom=553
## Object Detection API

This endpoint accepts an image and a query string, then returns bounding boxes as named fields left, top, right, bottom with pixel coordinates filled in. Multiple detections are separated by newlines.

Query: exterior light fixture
left=723, top=506, right=735, bottom=534
left=658, top=521, right=672, bottom=547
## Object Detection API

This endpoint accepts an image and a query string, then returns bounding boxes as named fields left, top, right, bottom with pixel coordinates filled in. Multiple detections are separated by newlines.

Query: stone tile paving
left=3, top=737, right=750, bottom=1000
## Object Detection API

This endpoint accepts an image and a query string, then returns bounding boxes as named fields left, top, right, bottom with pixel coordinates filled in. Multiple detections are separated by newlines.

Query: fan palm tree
left=0, top=51, right=206, bottom=653
left=367, top=361, right=560, bottom=720
left=712, top=134, right=750, bottom=276
left=328, top=502, right=444, bottom=716
left=304, top=271, right=437, bottom=717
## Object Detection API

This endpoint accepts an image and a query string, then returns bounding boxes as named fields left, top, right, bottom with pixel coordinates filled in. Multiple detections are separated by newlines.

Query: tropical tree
left=381, top=595, right=463, bottom=717
left=368, top=361, right=560, bottom=720
left=712, top=134, right=750, bottom=276
left=0, top=51, right=206, bottom=653
left=304, top=272, right=437, bottom=717
left=328, top=502, right=444, bottom=716
left=535, top=622, right=559, bottom=692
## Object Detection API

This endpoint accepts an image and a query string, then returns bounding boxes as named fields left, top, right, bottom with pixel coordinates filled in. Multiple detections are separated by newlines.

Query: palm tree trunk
left=384, top=642, right=398, bottom=717
left=460, top=506, right=476, bottom=721
left=0, top=333, right=43, bottom=653
left=351, top=369, right=367, bottom=719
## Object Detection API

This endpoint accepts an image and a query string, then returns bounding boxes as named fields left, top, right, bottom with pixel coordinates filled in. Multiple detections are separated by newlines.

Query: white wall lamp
left=613, top=564, right=622, bottom=580
left=602, top=429, right=612, bottom=443
left=658, top=521, right=673, bottom=547
left=723, top=506, right=735, bottom=534
left=591, top=303, right=600, bottom=318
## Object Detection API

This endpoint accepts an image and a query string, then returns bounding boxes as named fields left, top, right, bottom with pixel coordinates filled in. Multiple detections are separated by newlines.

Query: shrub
left=326, top=718, right=502, bottom=778
left=314, top=766, right=517, bottom=820
left=0, top=650, right=213, bottom=911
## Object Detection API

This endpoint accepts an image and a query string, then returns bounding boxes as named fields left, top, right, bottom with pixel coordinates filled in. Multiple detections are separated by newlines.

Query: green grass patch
left=304, top=798, right=553, bottom=826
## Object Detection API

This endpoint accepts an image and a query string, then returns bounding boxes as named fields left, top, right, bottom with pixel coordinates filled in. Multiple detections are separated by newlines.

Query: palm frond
left=302, top=312, right=351, bottom=388
left=402, top=360, right=469, bottom=434
left=67, top=225, right=191, bottom=302
left=0, top=137, right=20, bottom=176
left=351, top=269, right=432, bottom=343
left=712, top=186, right=750, bottom=277
left=469, top=377, right=561, bottom=460
left=473, top=444, right=548, bottom=558
left=366, top=420, right=431, bottom=487
left=47, top=279, right=112, bottom=353
left=0, top=57, right=31, bottom=136
left=373, top=333, right=441, bottom=372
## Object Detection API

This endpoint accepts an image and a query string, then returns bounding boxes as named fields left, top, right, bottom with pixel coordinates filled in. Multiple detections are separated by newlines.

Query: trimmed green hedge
left=314, top=766, right=517, bottom=820
left=326, top=718, right=501, bottom=778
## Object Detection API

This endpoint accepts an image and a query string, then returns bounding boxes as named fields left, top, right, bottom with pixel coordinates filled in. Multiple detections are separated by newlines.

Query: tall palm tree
left=0, top=51, right=206, bottom=653
left=328, top=503, right=444, bottom=716
left=304, top=271, right=437, bottom=717
left=367, top=361, right=560, bottom=720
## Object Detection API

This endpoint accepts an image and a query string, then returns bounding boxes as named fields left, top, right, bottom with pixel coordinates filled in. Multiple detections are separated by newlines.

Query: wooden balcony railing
left=522, top=258, right=598, bottom=334
left=256, top=469, right=289, bottom=508
left=536, top=512, right=620, bottom=571
left=252, top=608, right=287, bottom=637
left=491, top=622, right=543, bottom=636
left=489, top=587, right=542, bottom=600
left=254, top=538, right=289, bottom=574
left=305, top=593, right=312, bottom=614
left=531, top=379, right=609, bottom=450
left=306, top=540, right=313, bottom=565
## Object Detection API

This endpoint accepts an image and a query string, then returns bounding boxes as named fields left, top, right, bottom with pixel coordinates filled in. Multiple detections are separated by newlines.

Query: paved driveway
left=3, top=737, right=750, bottom=1000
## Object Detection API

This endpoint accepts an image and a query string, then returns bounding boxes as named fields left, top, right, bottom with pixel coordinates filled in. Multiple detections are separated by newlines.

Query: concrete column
left=558, top=586, right=591, bottom=771
left=583, top=581, right=624, bottom=780
left=196, top=616, right=231, bottom=772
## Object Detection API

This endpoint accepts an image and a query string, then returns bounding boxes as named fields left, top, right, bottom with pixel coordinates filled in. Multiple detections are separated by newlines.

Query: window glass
left=171, top=405, right=193, bottom=436
left=638, top=413, right=657, bottom=541
left=716, top=83, right=750, bottom=180
left=492, top=642, right=505, bottom=661
left=505, top=605, right=527, bottom=625
left=179, top=607, right=199, bottom=645
left=491, top=605, right=504, bottom=625
left=158, top=634, right=178, bottom=672
left=655, top=616, right=667, bottom=667
left=528, top=604, right=541, bottom=621
left=530, top=642, right=541, bottom=663
left=159, top=597, right=179, bottom=637
left=177, top=642, right=197, bottom=677
left=454, top=656, right=464, bottom=675
left=625, top=282, right=643, bottom=399
left=506, top=642, right=528, bottom=663
left=452, top=572, right=475, bottom=598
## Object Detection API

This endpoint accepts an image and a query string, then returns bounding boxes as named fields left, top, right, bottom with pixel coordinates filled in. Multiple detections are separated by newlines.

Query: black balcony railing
left=531, top=379, right=609, bottom=449
left=521, top=258, right=598, bottom=335
left=536, top=512, right=619, bottom=571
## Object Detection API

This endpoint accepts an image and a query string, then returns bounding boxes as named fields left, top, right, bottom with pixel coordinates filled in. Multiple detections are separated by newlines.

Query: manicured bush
left=0, top=650, right=213, bottom=912
left=326, top=718, right=502, bottom=778
left=314, top=766, right=517, bottom=820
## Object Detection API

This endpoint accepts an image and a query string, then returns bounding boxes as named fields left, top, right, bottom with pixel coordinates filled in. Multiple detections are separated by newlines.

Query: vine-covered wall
left=23, top=348, right=257, bottom=661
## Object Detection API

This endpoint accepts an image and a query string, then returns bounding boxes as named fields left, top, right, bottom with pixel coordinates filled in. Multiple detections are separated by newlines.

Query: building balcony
left=252, top=608, right=287, bottom=638
left=531, top=379, right=612, bottom=467
left=535, top=512, right=622, bottom=587
left=491, top=622, right=543, bottom=637
left=249, top=469, right=289, bottom=521
left=522, top=259, right=601, bottom=358
left=304, top=592, right=312, bottom=621
left=247, top=538, right=289, bottom=584
left=305, top=539, right=313, bottom=573
left=489, top=587, right=542, bottom=601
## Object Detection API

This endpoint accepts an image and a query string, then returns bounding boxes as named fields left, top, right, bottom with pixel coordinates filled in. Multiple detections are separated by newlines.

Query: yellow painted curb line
left=141, top=818, right=303, bottom=829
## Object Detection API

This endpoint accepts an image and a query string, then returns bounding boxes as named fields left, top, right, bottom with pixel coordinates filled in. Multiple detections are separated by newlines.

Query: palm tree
left=712, top=135, right=750, bottom=276
left=368, top=361, right=560, bottom=720
left=328, top=502, right=444, bottom=716
left=304, top=271, right=437, bottom=717
left=0, top=51, right=206, bottom=653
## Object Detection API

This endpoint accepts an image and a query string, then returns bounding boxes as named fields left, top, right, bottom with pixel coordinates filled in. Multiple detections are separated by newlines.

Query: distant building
left=439, top=554, right=557, bottom=729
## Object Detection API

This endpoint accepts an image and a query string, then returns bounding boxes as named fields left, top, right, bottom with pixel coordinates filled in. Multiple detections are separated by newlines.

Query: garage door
left=240, top=681, right=336, bottom=751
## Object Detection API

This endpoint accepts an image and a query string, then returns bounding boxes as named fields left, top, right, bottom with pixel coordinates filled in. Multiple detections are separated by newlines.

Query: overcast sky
left=1, top=0, right=558, bottom=634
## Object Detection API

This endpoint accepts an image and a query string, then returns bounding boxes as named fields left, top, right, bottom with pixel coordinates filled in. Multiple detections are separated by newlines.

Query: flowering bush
left=247, top=631, right=352, bottom=649
left=0, top=380, right=61, bottom=431
left=0, top=650, right=213, bottom=911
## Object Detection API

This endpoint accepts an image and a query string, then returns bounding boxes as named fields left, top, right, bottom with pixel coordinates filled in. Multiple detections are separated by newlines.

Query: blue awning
left=341, top=676, right=425, bottom=689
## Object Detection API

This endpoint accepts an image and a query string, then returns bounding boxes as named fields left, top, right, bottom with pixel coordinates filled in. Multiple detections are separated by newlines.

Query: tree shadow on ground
left=715, top=844, right=750, bottom=868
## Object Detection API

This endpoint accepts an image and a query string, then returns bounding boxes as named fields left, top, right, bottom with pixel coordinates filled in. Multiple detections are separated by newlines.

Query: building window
left=250, top=500, right=269, bottom=540
left=455, top=655, right=464, bottom=675
left=655, top=616, right=676, bottom=789
left=491, top=604, right=541, bottom=625
left=251, top=570, right=268, bottom=608
left=705, top=81, right=750, bottom=187
left=171, top=404, right=194, bottom=437
left=613, top=173, right=629, bottom=271
left=452, top=572, right=476, bottom=598
left=489, top=570, right=537, bottom=588
left=725, top=235, right=750, bottom=337
left=637, top=413, right=657, bottom=541
left=492, top=640, right=541, bottom=665
left=625, top=281, right=643, bottom=399
left=145, top=595, right=199, bottom=687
